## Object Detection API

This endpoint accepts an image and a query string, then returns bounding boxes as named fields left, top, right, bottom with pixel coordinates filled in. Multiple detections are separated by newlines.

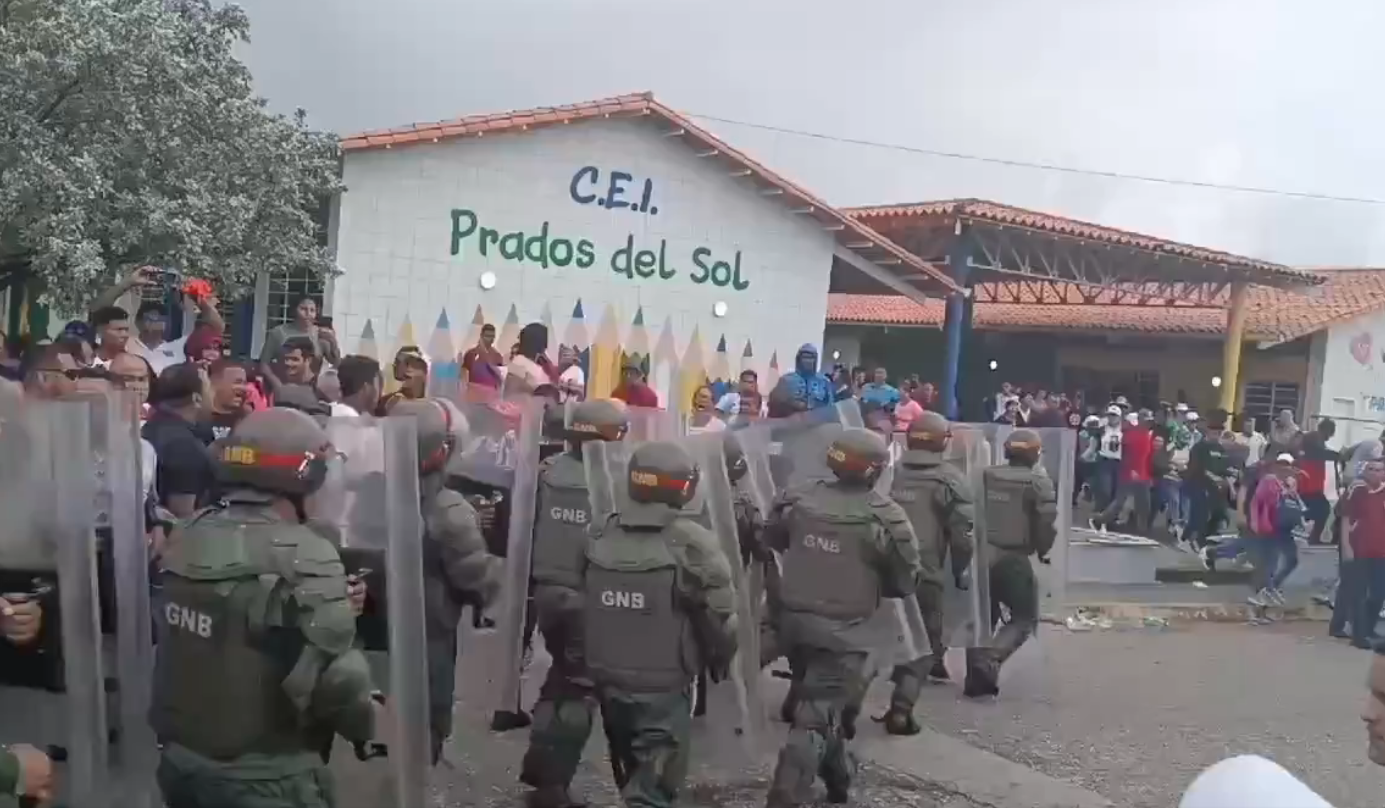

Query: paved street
left=328, top=616, right=1384, bottom=808
left=900, top=621, right=1380, bottom=808
left=329, top=624, right=954, bottom=808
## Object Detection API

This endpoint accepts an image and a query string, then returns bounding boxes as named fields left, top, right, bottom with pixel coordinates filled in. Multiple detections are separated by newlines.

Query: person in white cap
left=1093, top=404, right=1124, bottom=510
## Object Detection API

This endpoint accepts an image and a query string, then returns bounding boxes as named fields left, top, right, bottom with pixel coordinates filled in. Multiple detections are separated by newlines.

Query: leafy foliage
left=0, top=0, right=341, bottom=311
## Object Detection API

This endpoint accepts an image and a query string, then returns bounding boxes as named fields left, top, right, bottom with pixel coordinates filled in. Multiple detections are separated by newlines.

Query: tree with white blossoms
left=0, top=0, right=341, bottom=313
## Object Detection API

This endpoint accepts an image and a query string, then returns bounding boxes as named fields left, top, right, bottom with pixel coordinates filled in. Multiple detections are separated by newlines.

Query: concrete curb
left=1056, top=600, right=1332, bottom=624
left=854, top=729, right=1114, bottom=808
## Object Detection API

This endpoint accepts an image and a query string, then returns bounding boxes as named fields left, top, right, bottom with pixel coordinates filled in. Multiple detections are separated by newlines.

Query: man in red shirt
left=610, top=360, right=659, bottom=409
left=461, top=323, right=505, bottom=389
left=1342, top=459, right=1385, bottom=647
left=1091, top=409, right=1155, bottom=535
left=1298, top=418, right=1340, bottom=545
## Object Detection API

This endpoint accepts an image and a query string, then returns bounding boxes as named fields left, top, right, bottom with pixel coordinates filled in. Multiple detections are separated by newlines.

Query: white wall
left=332, top=117, right=837, bottom=398
left=1316, top=308, right=1385, bottom=452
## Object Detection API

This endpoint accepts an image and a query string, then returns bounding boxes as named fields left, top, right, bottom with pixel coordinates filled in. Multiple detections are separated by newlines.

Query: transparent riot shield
left=865, top=431, right=931, bottom=677
left=0, top=398, right=114, bottom=807
left=958, top=422, right=1075, bottom=693
left=436, top=389, right=545, bottom=723
left=623, top=402, right=683, bottom=443
left=583, top=434, right=764, bottom=754
left=321, top=414, right=430, bottom=807
left=101, top=393, right=158, bottom=807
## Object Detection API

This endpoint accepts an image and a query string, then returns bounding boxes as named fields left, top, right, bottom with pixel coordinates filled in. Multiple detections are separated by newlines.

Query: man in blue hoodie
left=772, top=344, right=834, bottom=412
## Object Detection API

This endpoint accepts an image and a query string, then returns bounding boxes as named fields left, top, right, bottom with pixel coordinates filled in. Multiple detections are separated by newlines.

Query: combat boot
left=962, top=647, right=999, bottom=698
left=880, top=706, right=921, bottom=736
left=492, top=709, right=533, bottom=731
left=927, top=655, right=951, bottom=683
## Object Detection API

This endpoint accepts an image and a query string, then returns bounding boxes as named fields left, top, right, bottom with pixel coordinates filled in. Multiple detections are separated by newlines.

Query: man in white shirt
left=1095, top=404, right=1125, bottom=510
left=129, top=295, right=226, bottom=376
left=329, top=356, right=383, bottom=419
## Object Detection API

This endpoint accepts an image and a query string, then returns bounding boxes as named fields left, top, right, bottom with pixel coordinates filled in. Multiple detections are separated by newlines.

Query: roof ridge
left=337, top=92, right=960, bottom=297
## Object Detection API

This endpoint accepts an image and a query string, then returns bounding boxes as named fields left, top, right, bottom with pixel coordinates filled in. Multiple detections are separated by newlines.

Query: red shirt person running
left=1091, top=409, right=1155, bottom=534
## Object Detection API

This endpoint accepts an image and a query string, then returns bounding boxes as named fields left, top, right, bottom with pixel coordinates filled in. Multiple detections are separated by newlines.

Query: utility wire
left=684, top=111, right=1385, bottom=207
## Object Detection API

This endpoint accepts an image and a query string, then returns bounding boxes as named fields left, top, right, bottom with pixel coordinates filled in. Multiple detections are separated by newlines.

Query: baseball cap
left=1275, top=452, right=1296, bottom=464
left=1186, top=411, right=1200, bottom=421
left=1175, top=402, right=1189, bottom=412
left=1105, top=404, right=1122, bottom=415
left=1115, top=395, right=1130, bottom=407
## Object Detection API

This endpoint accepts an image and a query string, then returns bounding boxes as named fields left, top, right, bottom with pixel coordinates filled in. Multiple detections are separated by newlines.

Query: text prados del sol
left=450, top=210, right=749, bottom=290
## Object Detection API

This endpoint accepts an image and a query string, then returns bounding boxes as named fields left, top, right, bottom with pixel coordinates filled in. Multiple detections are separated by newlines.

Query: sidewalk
left=1062, top=581, right=1332, bottom=624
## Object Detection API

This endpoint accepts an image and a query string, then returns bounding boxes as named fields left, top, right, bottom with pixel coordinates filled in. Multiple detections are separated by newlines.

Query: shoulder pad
left=1029, top=472, right=1057, bottom=501
left=866, top=489, right=912, bottom=526
left=669, top=519, right=733, bottom=584
left=540, top=452, right=588, bottom=487
left=429, top=489, right=481, bottom=532
left=282, top=524, right=349, bottom=580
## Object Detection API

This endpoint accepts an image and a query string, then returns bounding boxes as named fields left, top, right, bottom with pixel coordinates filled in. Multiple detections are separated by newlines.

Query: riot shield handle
left=1, top=577, right=54, bottom=602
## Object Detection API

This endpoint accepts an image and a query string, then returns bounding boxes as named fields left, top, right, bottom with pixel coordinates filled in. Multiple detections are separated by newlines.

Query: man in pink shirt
left=894, top=381, right=925, bottom=431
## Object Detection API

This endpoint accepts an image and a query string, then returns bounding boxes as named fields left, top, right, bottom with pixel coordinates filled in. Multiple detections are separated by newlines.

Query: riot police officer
left=582, top=441, right=738, bottom=808
left=763, top=428, right=922, bottom=807
left=964, top=428, right=1057, bottom=698
left=152, top=407, right=375, bottom=808
left=521, top=398, right=628, bottom=808
left=389, top=398, right=505, bottom=764
left=882, top=412, right=973, bottom=734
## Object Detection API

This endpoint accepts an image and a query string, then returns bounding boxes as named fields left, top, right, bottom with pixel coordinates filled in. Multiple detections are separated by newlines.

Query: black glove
left=954, top=569, right=971, bottom=591
left=1037, top=555, right=1052, bottom=565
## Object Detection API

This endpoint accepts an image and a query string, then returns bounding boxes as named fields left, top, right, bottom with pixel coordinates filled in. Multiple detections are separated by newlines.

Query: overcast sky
left=230, top=0, right=1385, bottom=268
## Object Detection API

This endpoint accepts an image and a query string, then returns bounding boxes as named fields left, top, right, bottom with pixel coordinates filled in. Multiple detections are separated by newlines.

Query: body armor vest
left=532, top=454, right=592, bottom=589
left=778, top=485, right=880, bottom=622
left=892, top=460, right=949, bottom=564
left=984, top=466, right=1035, bottom=552
left=583, top=530, right=695, bottom=692
left=151, top=508, right=306, bottom=759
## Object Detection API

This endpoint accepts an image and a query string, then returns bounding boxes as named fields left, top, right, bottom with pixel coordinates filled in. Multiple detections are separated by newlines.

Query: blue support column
left=940, top=234, right=974, bottom=420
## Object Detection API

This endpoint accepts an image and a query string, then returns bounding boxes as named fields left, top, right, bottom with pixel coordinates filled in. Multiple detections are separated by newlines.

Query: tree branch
left=35, top=77, right=83, bottom=125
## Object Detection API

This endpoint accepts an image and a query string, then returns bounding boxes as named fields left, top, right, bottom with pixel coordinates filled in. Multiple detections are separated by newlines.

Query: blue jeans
left=1331, top=557, right=1360, bottom=635
left=1354, top=558, right=1385, bottom=645
left=1151, top=478, right=1183, bottom=526
left=1269, top=530, right=1300, bottom=589
left=1094, top=458, right=1120, bottom=511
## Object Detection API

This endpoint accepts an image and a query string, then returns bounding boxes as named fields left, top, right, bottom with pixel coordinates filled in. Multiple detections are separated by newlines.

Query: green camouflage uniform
left=885, top=446, right=973, bottom=725
left=763, top=428, right=922, bottom=807
left=152, top=493, right=373, bottom=808
left=964, top=436, right=1057, bottom=696
left=581, top=442, right=738, bottom=808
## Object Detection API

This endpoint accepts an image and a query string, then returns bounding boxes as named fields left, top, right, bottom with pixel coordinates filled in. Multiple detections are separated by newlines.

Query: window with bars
left=1243, top=381, right=1301, bottom=423
left=265, top=268, right=326, bottom=331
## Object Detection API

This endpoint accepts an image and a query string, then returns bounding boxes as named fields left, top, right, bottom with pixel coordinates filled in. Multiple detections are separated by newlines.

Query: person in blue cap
left=772, top=344, right=834, bottom=412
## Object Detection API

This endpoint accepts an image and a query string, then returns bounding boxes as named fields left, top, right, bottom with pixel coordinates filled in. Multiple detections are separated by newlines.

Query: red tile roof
left=340, top=92, right=959, bottom=296
left=828, top=269, right=1385, bottom=342
left=846, top=198, right=1320, bottom=287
